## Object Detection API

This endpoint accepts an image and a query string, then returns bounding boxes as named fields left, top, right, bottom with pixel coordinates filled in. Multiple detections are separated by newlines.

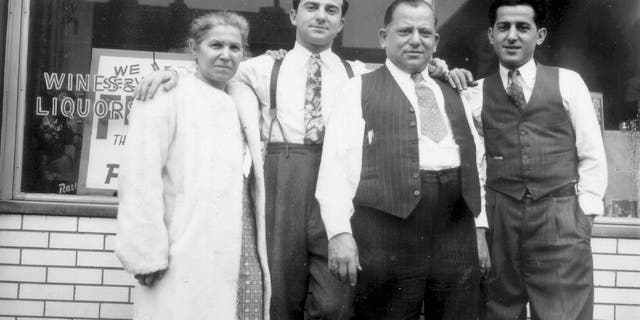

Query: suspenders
left=341, top=58, right=355, bottom=78
left=266, top=57, right=354, bottom=157
left=267, top=59, right=286, bottom=149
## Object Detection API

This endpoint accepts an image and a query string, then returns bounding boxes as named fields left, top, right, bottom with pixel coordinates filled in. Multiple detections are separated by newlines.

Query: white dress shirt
left=386, top=60, right=463, bottom=170
left=232, top=42, right=367, bottom=144
left=460, top=58, right=608, bottom=216
left=316, top=60, right=488, bottom=239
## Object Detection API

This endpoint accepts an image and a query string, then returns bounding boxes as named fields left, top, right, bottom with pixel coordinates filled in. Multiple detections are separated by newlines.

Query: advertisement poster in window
left=77, top=48, right=192, bottom=195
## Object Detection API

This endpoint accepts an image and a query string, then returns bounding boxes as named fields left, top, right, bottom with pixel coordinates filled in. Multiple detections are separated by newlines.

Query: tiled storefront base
left=1, top=213, right=639, bottom=319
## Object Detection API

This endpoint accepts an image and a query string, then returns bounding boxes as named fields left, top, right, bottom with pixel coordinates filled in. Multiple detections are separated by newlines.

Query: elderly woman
left=115, top=11, right=270, bottom=320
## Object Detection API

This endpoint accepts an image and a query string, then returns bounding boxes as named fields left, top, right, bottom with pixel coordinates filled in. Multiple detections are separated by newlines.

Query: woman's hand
left=135, top=269, right=167, bottom=287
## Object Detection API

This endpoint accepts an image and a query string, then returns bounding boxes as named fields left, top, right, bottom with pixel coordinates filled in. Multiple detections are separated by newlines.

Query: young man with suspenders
left=136, top=1, right=362, bottom=319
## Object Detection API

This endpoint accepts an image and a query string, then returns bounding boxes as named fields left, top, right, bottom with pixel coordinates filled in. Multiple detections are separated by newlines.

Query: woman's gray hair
left=187, top=11, right=250, bottom=50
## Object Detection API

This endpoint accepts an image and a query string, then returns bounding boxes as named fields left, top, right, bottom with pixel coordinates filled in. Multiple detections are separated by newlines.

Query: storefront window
left=19, top=0, right=302, bottom=197
left=17, top=0, right=392, bottom=198
left=5, top=0, right=640, bottom=221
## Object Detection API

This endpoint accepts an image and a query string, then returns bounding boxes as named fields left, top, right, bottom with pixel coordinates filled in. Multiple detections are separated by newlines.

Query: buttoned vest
left=354, top=66, right=481, bottom=219
left=481, top=64, right=579, bottom=200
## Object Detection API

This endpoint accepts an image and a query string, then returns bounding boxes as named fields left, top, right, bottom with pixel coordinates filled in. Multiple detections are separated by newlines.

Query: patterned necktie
left=304, top=53, right=323, bottom=144
left=507, top=69, right=526, bottom=109
left=411, top=72, right=447, bottom=142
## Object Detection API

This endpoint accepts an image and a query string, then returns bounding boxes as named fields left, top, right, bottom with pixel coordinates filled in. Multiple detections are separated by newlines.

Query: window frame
left=0, top=0, right=639, bottom=236
left=1, top=0, right=23, bottom=202
left=0, top=0, right=117, bottom=217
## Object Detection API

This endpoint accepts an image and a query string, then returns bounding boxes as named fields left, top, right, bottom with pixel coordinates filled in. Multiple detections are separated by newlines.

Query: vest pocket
left=486, top=156, right=505, bottom=178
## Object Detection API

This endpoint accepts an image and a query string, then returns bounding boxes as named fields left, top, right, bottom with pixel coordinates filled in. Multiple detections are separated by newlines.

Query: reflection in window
left=21, top=0, right=377, bottom=196
left=20, top=0, right=300, bottom=196
left=16, top=0, right=640, bottom=219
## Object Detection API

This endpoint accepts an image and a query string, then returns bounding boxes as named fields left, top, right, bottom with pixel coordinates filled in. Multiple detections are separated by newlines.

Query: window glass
left=16, top=0, right=640, bottom=220
left=20, top=0, right=301, bottom=196
left=19, top=0, right=390, bottom=197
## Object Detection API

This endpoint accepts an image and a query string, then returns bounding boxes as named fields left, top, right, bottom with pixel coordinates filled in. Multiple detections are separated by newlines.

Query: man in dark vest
left=450, top=0, right=607, bottom=318
left=316, top=1, right=488, bottom=319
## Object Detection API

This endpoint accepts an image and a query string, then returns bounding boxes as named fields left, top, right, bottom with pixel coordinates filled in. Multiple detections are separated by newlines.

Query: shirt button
left=413, top=190, right=421, bottom=196
left=409, top=121, right=416, bottom=127
left=520, top=130, right=527, bottom=135
left=412, top=172, right=420, bottom=179
left=409, top=107, right=415, bottom=112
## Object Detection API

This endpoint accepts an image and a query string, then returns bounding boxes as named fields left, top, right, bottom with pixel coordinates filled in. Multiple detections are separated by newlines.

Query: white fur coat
left=116, top=74, right=270, bottom=320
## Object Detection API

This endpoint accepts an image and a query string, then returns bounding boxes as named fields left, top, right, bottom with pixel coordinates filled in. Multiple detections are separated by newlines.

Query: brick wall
left=592, top=238, right=640, bottom=319
left=1, top=213, right=639, bottom=320
left=0, top=214, right=133, bottom=319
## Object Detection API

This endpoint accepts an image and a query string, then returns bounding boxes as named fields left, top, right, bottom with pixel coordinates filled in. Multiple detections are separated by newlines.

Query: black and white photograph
left=0, top=0, right=639, bottom=319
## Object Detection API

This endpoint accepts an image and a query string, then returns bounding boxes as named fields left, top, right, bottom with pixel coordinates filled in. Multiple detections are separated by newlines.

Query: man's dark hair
left=488, top=0, right=546, bottom=27
left=293, top=0, right=350, bottom=17
left=383, top=0, right=436, bottom=27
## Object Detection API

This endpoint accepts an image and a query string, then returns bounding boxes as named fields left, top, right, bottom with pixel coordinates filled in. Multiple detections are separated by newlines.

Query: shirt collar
left=499, top=58, right=536, bottom=88
left=385, top=59, right=433, bottom=85
left=290, top=42, right=336, bottom=68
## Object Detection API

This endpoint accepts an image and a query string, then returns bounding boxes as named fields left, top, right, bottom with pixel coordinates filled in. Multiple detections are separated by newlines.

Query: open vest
left=481, top=64, right=579, bottom=200
left=354, top=66, right=481, bottom=219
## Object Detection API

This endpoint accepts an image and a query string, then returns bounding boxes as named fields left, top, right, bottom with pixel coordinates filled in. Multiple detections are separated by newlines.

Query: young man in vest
left=317, top=1, right=488, bottom=318
left=449, top=0, right=607, bottom=318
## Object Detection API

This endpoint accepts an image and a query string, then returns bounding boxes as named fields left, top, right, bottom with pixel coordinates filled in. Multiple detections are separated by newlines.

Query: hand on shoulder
left=134, top=69, right=180, bottom=101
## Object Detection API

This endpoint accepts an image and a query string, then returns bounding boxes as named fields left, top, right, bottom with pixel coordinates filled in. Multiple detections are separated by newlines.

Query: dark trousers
left=264, top=143, right=352, bottom=320
left=352, top=168, right=479, bottom=320
left=484, top=189, right=594, bottom=320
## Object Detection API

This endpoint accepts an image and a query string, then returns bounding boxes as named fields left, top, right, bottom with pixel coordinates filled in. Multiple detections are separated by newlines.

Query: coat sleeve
left=115, top=91, right=176, bottom=275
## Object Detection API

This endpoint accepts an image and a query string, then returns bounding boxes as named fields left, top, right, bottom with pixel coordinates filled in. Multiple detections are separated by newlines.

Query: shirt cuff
left=578, top=194, right=604, bottom=216
left=474, top=209, right=489, bottom=229
left=318, top=203, right=353, bottom=240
